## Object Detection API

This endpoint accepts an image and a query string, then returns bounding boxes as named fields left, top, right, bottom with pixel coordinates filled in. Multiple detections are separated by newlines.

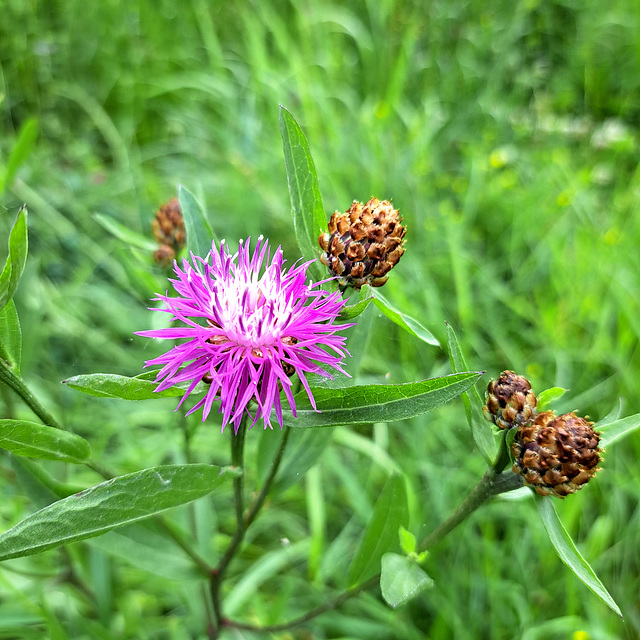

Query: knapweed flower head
left=318, top=198, right=406, bottom=288
left=483, top=370, right=538, bottom=430
left=511, top=411, right=601, bottom=498
left=137, top=237, right=353, bottom=433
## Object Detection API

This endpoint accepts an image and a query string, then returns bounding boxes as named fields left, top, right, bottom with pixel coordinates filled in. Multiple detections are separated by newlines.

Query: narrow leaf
left=348, top=474, right=408, bottom=586
left=597, top=412, right=640, bottom=449
left=62, top=372, right=205, bottom=400
left=339, top=284, right=374, bottom=320
left=373, top=290, right=440, bottom=347
left=0, top=206, right=28, bottom=312
left=93, top=213, right=157, bottom=251
left=537, top=387, right=567, bottom=411
left=0, top=419, right=91, bottom=463
left=446, top=323, right=497, bottom=464
left=0, top=300, right=22, bottom=374
left=178, top=184, right=215, bottom=259
left=536, top=495, right=622, bottom=618
left=2, top=118, right=38, bottom=192
left=279, top=106, right=325, bottom=282
left=282, top=372, right=482, bottom=428
left=380, top=552, right=433, bottom=607
left=0, top=464, right=233, bottom=561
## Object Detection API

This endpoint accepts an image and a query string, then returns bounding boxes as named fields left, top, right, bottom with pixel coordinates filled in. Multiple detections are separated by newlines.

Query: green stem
left=0, top=359, right=62, bottom=429
left=245, top=425, right=290, bottom=528
left=210, top=417, right=248, bottom=633
left=225, top=469, right=524, bottom=635
left=418, top=469, right=522, bottom=551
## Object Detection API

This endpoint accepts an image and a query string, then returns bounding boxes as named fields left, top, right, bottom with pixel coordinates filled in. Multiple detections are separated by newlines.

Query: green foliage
left=380, top=552, right=433, bottom=608
left=535, top=496, right=622, bottom=618
left=178, top=184, right=216, bottom=257
left=0, top=464, right=233, bottom=561
left=279, top=105, right=327, bottom=283
left=0, top=206, right=28, bottom=312
left=1, top=0, right=638, bottom=637
left=0, top=419, right=91, bottom=463
left=282, top=372, right=482, bottom=428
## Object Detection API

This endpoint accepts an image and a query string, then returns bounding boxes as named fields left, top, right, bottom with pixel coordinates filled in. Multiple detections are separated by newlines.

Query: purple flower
left=137, top=237, right=352, bottom=433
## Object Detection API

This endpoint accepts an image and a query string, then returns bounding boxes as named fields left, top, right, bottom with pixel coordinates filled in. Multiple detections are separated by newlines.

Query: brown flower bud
left=511, top=411, right=602, bottom=498
left=318, top=198, right=406, bottom=288
left=483, top=370, right=537, bottom=430
left=152, top=198, right=186, bottom=261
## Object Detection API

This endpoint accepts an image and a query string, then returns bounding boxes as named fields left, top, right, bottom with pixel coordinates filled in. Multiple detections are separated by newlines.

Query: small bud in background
left=483, top=370, right=537, bottom=430
left=318, top=197, right=406, bottom=288
left=511, top=411, right=601, bottom=498
left=153, top=244, right=176, bottom=268
left=152, top=197, right=186, bottom=265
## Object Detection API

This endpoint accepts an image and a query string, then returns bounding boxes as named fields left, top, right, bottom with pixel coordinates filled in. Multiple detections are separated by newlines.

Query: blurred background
left=1, top=1, right=639, bottom=638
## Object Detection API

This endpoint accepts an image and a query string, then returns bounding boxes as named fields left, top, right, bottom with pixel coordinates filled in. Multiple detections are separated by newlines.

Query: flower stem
left=0, top=359, right=62, bottom=429
left=225, top=469, right=523, bottom=634
left=418, top=469, right=522, bottom=551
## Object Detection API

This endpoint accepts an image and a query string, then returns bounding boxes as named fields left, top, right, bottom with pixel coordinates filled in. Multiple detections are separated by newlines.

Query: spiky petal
left=137, top=237, right=353, bottom=433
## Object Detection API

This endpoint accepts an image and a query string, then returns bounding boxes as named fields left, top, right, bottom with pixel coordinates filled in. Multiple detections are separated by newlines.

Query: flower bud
left=511, top=411, right=601, bottom=498
left=318, top=198, right=406, bottom=288
left=483, top=370, right=537, bottom=430
left=152, top=198, right=186, bottom=264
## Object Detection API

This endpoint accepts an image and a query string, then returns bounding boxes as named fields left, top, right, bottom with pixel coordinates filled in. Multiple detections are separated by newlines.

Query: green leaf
left=537, top=387, right=567, bottom=411
left=0, top=464, right=234, bottom=561
left=279, top=106, right=326, bottom=282
left=93, top=213, right=158, bottom=251
left=339, top=284, right=374, bottom=320
left=535, top=495, right=622, bottom=618
left=2, top=118, right=38, bottom=192
left=62, top=372, right=205, bottom=400
left=348, top=474, right=408, bottom=586
left=380, top=552, right=434, bottom=607
left=178, top=184, right=215, bottom=259
left=0, top=419, right=91, bottom=463
left=0, top=300, right=22, bottom=374
left=398, top=525, right=417, bottom=555
left=282, top=372, right=482, bottom=428
left=597, top=412, right=640, bottom=449
left=372, top=290, right=440, bottom=347
left=446, top=323, right=497, bottom=464
left=0, top=206, right=28, bottom=312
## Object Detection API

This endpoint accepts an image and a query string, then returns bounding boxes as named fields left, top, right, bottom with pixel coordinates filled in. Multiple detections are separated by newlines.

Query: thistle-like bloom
left=137, top=237, right=352, bottom=433
left=483, top=370, right=538, bottom=430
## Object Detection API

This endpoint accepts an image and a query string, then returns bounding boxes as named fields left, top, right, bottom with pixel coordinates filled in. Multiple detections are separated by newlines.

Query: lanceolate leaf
left=348, top=474, right=408, bottom=586
left=373, top=290, right=440, bottom=347
left=0, top=299, right=22, bottom=374
left=2, top=118, right=38, bottom=192
left=0, top=419, right=91, bottom=463
left=178, top=184, right=216, bottom=259
left=62, top=372, right=205, bottom=400
left=0, top=464, right=234, bottom=561
left=537, top=387, right=567, bottom=411
left=446, top=323, right=497, bottom=464
left=279, top=106, right=325, bottom=282
left=597, top=412, right=640, bottom=448
left=535, top=495, right=622, bottom=618
left=93, top=213, right=158, bottom=251
left=282, top=372, right=482, bottom=428
left=0, top=206, right=28, bottom=313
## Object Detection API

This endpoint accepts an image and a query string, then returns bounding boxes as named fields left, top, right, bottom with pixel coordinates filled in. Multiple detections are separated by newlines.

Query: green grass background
left=1, top=0, right=639, bottom=638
